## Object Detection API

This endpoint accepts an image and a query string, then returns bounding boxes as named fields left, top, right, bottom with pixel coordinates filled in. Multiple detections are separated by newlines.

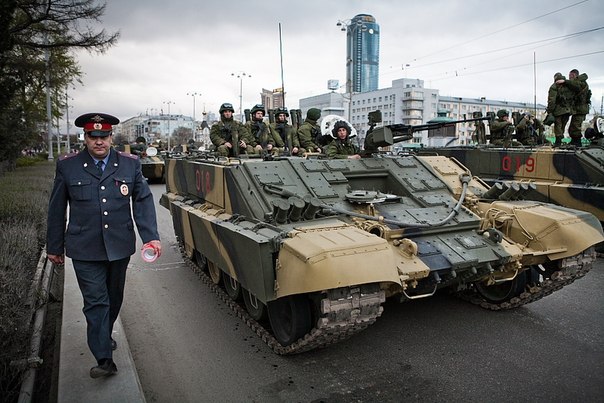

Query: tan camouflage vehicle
left=160, top=150, right=603, bottom=354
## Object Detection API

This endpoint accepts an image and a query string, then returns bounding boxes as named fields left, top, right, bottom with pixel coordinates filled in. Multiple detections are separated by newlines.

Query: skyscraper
left=345, top=14, right=380, bottom=93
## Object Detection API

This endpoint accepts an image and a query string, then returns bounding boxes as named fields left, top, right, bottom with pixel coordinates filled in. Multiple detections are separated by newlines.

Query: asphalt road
left=120, top=184, right=604, bottom=403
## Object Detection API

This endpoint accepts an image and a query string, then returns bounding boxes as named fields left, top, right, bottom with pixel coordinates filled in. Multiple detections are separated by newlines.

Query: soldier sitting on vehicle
left=245, top=104, right=279, bottom=155
left=210, top=103, right=253, bottom=157
left=297, top=108, right=323, bottom=153
left=489, top=109, right=515, bottom=146
left=270, top=107, right=300, bottom=156
left=326, top=121, right=361, bottom=159
left=515, top=113, right=546, bottom=146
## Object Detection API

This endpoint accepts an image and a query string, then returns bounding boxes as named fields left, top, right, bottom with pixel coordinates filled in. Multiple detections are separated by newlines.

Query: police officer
left=489, top=109, right=515, bottom=146
left=326, top=120, right=361, bottom=159
left=210, top=103, right=253, bottom=156
left=270, top=107, right=300, bottom=155
left=297, top=108, right=322, bottom=152
left=46, top=113, right=161, bottom=378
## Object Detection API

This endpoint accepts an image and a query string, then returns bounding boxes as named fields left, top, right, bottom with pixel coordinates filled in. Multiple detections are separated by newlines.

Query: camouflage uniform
left=489, top=110, right=515, bottom=146
left=270, top=120, right=300, bottom=154
left=565, top=72, right=590, bottom=145
left=515, top=115, right=545, bottom=145
left=546, top=73, right=573, bottom=145
left=245, top=120, right=278, bottom=154
left=210, top=116, right=252, bottom=157
left=297, top=108, right=322, bottom=152
left=327, top=121, right=360, bottom=159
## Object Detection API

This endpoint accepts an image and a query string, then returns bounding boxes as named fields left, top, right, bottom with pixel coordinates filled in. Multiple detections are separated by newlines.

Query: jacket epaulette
left=118, top=151, right=139, bottom=160
left=59, top=152, right=79, bottom=161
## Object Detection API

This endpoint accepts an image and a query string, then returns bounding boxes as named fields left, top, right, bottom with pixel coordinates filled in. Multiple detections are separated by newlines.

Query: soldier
left=270, top=107, right=300, bottom=155
left=472, top=111, right=487, bottom=144
left=210, top=103, right=253, bottom=156
left=563, top=69, right=591, bottom=147
left=515, top=113, right=546, bottom=145
left=297, top=108, right=323, bottom=153
left=489, top=109, right=515, bottom=146
left=46, top=113, right=161, bottom=378
left=245, top=104, right=278, bottom=155
left=326, top=120, right=361, bottom=159
left=547, top=72, right=573, bottom=147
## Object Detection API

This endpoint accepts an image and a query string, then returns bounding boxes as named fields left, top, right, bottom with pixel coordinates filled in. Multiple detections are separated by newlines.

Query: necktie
left=96, top=160, right=104, bottom=174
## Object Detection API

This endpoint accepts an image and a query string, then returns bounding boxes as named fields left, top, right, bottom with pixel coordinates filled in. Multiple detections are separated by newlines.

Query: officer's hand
left=224, top=142, right=232, bottom=148
left=147, top=240, right=162, bottom=258
left=48, top=253, right=65, bottom=265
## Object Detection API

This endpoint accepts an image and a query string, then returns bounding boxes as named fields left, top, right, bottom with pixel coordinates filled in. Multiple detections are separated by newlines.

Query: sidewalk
left=58, top=258, right=146, bottom=402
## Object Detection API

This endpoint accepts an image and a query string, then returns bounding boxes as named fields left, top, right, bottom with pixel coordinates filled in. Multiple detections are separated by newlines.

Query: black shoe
left=90, top=359, right=118, bottom=378
left=111, top=338, right=117, bottom=351
left=554, top=138, right=562, bottom=147
left=569, top=139, right=582, bottom=147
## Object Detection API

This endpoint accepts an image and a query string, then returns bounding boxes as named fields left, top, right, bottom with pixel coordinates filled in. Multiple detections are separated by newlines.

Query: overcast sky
left=66, top=0, right=604, bottom=125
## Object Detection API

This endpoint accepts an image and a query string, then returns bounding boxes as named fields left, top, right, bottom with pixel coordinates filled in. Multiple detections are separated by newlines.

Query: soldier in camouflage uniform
left=245, top=104, right=279, bottom=155
left=270, top=107, right=300, bottom=156
left=489, top=109, right=515, bottom=146
left=564, top=69, right=591, bottom=147
left=327, top=121, right=361, bottom=159
left=546, top=72, right=573, bottom=147
left=515, top=113, right=546, bottom=145
left=210, top=103, right=253, bottom=156
left=297, top=108, right=322, bottom=153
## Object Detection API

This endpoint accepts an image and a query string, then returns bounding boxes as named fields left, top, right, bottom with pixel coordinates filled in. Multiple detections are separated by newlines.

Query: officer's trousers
left=72, top=257, right=130, bottom=362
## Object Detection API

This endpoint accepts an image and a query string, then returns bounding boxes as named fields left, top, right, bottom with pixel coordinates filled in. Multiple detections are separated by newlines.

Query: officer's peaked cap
left=75, top=113, right=119, bottom=136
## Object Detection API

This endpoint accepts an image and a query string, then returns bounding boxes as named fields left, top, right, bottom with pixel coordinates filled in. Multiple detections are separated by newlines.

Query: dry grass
left=0, top=160, right=55, bottom=400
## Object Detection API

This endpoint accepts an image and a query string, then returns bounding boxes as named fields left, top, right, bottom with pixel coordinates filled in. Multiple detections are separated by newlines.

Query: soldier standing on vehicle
left=327, top=120, right=361, bottom=159
left=297, top=108, right=323, bottom=153
left=563, top=69, right=591, bottom=147
left=245, top=104, right=278, bottom=155
left=210, top=103, right=253, bottom=156
left=46, top=113, right=162, bottom=378
left=489, top=109, right=515, bottom=146
left=515, top=113, right=546, bottom=145
left=270, top=107, right=299, bottom=155
left=547, top=72, right=573, bottom=147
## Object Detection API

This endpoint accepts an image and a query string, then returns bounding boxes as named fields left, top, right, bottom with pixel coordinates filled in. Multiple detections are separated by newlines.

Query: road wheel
left=243, top=289, right=267, bottom=321
left=267, top=295, right=312, bottom=347
left=207, top=261, right=221, bottom=285
left=194, top=250, right=207, bottom=270
left=223, top=273, right=242, bottom=301
left=475, top=270, right=527, bottom=303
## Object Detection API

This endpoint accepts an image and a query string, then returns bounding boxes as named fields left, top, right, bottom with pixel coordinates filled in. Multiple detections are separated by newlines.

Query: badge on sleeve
left=120, top=184, right=129, bottom=196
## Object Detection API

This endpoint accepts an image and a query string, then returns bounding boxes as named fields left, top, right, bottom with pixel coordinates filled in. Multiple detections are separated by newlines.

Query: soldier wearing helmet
left=210, top=102, right=253, bottom=156
left=297, top=108, right=323, bottom=153
left=547, top=72, right=573, bottom=147
left=489, top=109, right=515, bottom=146
left=270, top=107, right=300, bottom=155
left=516, top=112, right=546, bottom=146
left=326, top=120, right=361, bottom=159
left=245, top=104, right=280, bottom=155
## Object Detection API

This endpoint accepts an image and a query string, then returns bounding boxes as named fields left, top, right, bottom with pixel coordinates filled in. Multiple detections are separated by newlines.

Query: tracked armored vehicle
left=160, top=152, right=603, bottom=354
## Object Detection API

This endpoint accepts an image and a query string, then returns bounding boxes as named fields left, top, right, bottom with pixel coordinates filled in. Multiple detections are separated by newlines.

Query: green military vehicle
left=160, top=144, right=603, bottom=354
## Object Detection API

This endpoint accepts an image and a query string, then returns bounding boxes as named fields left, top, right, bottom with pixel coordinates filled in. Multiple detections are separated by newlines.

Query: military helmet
left=332, top=120, right=351, bottom=137
left=250, top=104, right=266, bottom=116
left=497, top=109, right=509, bottom=118
left=219, top=103, right=235, bottom=114
left=275, top=107, right=289, bottom=117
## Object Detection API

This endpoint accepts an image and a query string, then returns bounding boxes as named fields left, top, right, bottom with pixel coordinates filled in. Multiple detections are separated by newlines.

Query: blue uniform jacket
left=46, top=148, right=159, bottom=261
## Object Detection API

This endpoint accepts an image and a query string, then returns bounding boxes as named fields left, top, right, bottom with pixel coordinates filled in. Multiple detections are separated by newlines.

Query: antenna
left=279, top=23, right=286, bottom=106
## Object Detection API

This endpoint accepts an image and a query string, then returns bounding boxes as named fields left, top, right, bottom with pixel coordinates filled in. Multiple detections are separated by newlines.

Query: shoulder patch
left=59, top=152, right=78, bottom=161
left=118, top=151, right=139, bottom=160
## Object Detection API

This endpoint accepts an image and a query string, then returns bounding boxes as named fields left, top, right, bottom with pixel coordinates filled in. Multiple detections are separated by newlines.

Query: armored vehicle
left=118, top=143, right=165, bottom=182
left=160, top=151, right=603, bottom=354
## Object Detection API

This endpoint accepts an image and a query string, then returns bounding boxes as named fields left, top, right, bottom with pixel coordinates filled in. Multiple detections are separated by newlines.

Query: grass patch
left=0, top=161, right=55, bottom=400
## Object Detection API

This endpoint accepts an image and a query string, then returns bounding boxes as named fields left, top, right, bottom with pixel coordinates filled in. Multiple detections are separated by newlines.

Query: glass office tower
left=346, top=14, right=380, bottom=93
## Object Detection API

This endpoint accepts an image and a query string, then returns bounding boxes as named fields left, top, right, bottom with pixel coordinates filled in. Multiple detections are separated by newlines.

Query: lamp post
left=163, top=100, right=174, bottom=150
left=231, top=72, right=251, bottom=122
left=187, top=92, right=200, bottom=140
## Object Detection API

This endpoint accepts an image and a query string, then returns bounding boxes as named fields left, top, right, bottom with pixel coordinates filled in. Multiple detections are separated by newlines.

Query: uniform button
left=102, top=198, right=107, bottom=203
left=103, top=211, right=108, bottom=215
left=101, top=185, right=105, bottom=190
left=104, top=224, right=109, bottom=229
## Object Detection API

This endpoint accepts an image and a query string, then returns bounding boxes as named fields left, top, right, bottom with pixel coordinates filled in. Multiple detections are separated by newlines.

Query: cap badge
left=93, top=123, right=103, bottom=130
left=120, top=184, right=129, bottom=196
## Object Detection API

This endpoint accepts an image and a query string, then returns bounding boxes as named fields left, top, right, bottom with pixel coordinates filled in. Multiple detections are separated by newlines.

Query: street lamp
left=163, top=100, right=174, bottom=150
left=187, top=92, right=200, bottom=140
left=231, top=71, right=251, bottom=122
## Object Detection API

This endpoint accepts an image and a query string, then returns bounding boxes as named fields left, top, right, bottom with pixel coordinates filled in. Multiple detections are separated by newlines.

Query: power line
left=412, top=0, right=589, bottom=62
